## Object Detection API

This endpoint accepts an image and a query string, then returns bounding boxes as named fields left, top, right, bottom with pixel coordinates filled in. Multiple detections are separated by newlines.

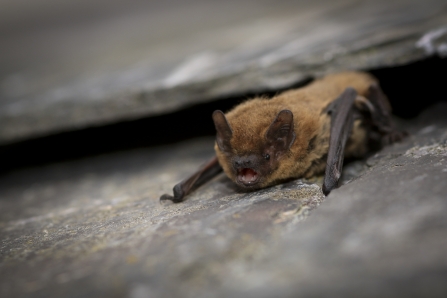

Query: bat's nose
left=235, top=160, right=250, bottom=167
left=233, top=155, right=257, bottom=169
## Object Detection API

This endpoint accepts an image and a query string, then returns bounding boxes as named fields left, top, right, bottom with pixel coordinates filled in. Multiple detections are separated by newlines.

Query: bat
left=160, top=71, right=405, bottom=203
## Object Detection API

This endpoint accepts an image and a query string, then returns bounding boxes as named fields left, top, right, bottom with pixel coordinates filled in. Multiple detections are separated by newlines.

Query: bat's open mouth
left=237, top=168, right=259, bottom=186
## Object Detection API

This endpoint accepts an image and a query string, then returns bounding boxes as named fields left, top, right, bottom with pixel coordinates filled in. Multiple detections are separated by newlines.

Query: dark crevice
left=369, top=56, right=447, bottom=118
left=0, top=56, right=445, bottom=175
left=0, top=79, right=312, bottom=175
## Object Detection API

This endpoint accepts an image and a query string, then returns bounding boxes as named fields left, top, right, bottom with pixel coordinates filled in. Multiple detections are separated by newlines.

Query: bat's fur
left=215, top=71, right=378, bottom=189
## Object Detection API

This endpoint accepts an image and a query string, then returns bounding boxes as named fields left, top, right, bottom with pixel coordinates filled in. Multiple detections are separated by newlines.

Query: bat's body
left=161, top=72, right=404, bottom=203
left=216, top=72, right=374, bottom=189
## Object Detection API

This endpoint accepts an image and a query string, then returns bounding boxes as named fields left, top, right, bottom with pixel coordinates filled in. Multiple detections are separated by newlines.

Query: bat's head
left=212, top=109, right=296, bottom=189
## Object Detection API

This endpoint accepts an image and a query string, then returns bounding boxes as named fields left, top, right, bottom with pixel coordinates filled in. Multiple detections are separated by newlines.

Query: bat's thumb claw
left=160, top=193, right=175, bottom=203
left=322, top=185, right=331, bottom=196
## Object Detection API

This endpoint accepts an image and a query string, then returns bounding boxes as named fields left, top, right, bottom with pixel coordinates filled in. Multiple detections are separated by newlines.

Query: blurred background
left=1, top=0, right=446, bottom=173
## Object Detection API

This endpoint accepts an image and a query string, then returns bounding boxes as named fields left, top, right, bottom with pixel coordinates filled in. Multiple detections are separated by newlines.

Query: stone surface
left=1, top=0, right=447, bottom=144
left=1, top=103, right=447, bottom=298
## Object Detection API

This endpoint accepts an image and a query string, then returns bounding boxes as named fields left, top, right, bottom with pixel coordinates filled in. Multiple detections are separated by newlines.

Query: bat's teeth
left=238, top=168, right=258, bottom=184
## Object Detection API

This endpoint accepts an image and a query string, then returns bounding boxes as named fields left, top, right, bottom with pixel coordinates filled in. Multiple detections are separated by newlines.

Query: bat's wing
left=366, top=83, right=407, bottom=144
left=322, top=88, right=358, bottom=195
left=322, top=84, right=406, bottom=195
left=160, top=156, right=222, bottom=203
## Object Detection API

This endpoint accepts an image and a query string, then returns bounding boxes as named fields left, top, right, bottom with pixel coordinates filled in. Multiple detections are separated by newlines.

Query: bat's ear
left=265, top=110, right=296, bottom=152
left=212, top=110, right=233, bottom=152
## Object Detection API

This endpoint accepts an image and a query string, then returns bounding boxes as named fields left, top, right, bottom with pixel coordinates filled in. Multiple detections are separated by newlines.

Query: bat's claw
left=322, top=185, right=331, bottom=196
left=382, top=130, right=408, bottom=146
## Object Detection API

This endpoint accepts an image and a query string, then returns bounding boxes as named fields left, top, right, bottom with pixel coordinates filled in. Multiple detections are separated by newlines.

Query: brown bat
left=160, top=71, right=405, bottom=203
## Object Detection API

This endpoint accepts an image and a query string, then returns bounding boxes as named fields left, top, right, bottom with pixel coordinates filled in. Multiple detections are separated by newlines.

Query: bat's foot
left=381, top=130, right=408, bottom=146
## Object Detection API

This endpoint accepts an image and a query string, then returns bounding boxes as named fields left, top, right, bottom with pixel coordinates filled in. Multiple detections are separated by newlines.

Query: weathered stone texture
left=1, top=103, right=446, bottom=298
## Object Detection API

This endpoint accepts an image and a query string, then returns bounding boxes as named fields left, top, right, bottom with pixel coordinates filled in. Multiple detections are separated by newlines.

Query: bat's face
left=212, top=109, right=296, bottom=189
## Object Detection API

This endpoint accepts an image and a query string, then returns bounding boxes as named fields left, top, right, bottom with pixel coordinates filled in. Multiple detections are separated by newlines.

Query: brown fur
left=215, top=71, right=378, bottom=188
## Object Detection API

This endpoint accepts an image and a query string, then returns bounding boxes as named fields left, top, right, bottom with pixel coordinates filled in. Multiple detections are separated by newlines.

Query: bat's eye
left=264, top=154, right=270, bottom=160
